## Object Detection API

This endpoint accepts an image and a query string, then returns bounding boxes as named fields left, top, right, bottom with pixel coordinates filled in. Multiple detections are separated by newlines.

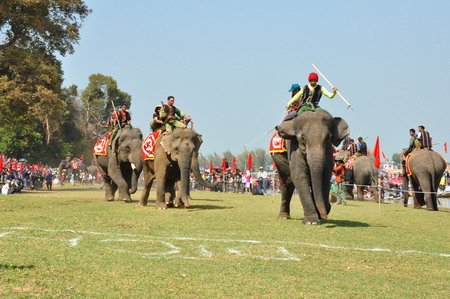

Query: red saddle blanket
left=269, top=132, right=287, bottom=154
left=142, top=131, right=161, bottom=161
left=93, top=133, right=110, bottom=156
left=345, top=156, right=358, bottom=169
left=405, top=153, right=414, bottom=176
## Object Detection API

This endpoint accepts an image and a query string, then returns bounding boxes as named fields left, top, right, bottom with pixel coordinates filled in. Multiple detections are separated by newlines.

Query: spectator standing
left=257, top=167, right=268, bottom=195
left=45, top=172, right=54, bottom=191
left=333, top=159, right=347, bottom=205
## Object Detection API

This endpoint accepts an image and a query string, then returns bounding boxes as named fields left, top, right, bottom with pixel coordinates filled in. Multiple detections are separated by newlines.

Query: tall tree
left=80, top=74, right=132, bottom=139
left=0, top=0, right=91, bottom=56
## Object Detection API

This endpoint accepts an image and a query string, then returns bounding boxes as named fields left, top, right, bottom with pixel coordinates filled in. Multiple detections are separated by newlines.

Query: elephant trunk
left=307, top=150, right=329, bottom=220
left=191, top=155, right=218, bottom=188
left=178, top=156, right=192, bottom=208
left=129, top=154, right=143, bottom=194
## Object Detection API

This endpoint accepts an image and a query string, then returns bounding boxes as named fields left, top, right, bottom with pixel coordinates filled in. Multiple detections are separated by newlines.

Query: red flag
left=272, top=161, right=277, bottom=170
left=445, top=142, right=448, bottom=154
left=247, top=152, right=253, bottom=171
left=231, top=156, right=236, bottom=173
left=373, top=136, right=380, bottom=168
left=209, top=160, right=213, bottom=173
left=0, top=155, right=3, bottom=170
left=382, top=151, right=387, bottom=160
left=13, top=160, right=18, bottom=170
left=221, top=158, right=227, bottom=172
left=332, top=146, right=337, bottom=160
left=19, top=162, right=24, bottom=172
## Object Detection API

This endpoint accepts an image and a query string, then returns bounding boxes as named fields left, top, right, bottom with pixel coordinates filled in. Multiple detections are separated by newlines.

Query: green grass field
left=0, top=185, right=449, bottom=298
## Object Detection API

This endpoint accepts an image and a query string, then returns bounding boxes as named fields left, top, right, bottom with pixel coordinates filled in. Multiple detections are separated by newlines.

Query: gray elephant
left=336, top=151, right=379, bottom=201
left=139, top=128, right=217, bottom=209
left=275, top=109, right=349, bottom=224
left=58, top=158, right=86, bottom=184
left=271, top=151, right=295, bottom=219
left=94, top=127, right=143, bottom=202
left=401, top=149, right=446, bottom=210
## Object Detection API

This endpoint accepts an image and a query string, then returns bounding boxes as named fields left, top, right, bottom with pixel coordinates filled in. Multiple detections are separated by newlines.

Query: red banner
left=247, top=152, right=253, bottom=171
left=269, top=132, right=287, bottom=154
left=382, top=151, right=387, bottom=160
left=445, top=142, right=448, bottom=154
left=142, top=131, right=160, bottom=160
left=231, top=156, right=236, bottom=173
left=209, top=161, right=213, bottom=173
left=93, top=134, right=110, bottom=156
left=373, top=136, right=380, bottom=168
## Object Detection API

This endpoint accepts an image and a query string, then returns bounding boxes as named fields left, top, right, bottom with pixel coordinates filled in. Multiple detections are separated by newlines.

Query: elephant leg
left=356, top=185, right=364, bottom=201
left=416, top=173, right=436, bottom=211
left=291, top=167, right=320, bottom=224
left=139, top=176, right=154, bottom=207
left=278, top=183, right=295, bottom=219
left=165, top=179, right=176, bottom=208
left=102, top=176, right=115, bottom=201
left=345, top=183, right=354, bottom=199
left=155, top=169, right=168, bottom=209
left=410, top=178, right=424, bottom=208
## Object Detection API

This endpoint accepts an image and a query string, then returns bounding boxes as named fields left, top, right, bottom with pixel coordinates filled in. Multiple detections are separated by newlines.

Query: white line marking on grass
left=226, top=246, right=301, bottom=261
left=199, top=245, right=212, bottom=258
left=0, top=232, right=11, bottom=238
left=69, top=237, right=82, bottom=247
left=103, top=239, right=181, bottom=256
left=2, top=227, right=449, bottom=258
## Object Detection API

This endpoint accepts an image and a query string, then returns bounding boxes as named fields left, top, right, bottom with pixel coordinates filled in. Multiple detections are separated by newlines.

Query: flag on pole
left=373, top=136, right=380, bottom=168
left=272, top=161, right=276, bottom=170
left=209, top=161, right=213, bottom=173
left=445, top=142, right=448, bottom=153
left=382, top=151, right=387, bottom=161
left=231, top=156, right=236, bottom=173
left=247, top=152, right=253, bottom=171
left=221, top=158, right=227, bottom=172
left=0, top=155, right=3, bottom=170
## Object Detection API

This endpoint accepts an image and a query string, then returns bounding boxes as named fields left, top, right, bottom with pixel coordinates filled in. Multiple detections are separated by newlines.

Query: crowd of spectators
left=188, top=167, right=280, bottom=195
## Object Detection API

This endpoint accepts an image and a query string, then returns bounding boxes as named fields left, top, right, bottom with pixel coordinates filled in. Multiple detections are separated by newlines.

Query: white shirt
left=257, top=171, right=268, bottom=180
left=2, top=184, right=10, bottom=195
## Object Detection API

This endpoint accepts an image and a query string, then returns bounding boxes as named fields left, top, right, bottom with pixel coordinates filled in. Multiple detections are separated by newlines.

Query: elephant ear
left=160, top=132, right=181, bottom=161
left=332, top=117, right=350, bottom=147
left=193, top=133, right=203, bottom=154
left=276, top=119, right=296, bottom=140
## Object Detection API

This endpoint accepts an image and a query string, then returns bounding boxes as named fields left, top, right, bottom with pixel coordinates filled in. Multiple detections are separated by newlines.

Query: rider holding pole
left=285, top=72, right=338, bottom=115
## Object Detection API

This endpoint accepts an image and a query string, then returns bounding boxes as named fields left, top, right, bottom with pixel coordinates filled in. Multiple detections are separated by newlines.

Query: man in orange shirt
left=333, top=159, right=347, bottom=205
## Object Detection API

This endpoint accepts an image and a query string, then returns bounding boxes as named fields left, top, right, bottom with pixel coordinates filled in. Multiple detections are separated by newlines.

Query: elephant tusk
left=131, top=163, right=136, bottom=170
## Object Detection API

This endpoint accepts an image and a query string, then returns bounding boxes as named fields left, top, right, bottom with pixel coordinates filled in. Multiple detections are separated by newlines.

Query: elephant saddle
left=93, top=133, right=111, bottom=156
left=142, top=131, right=161, bottom=160
left=405, top=153, right=414, bottom=176
left=269, top=132, right=287, bottom=153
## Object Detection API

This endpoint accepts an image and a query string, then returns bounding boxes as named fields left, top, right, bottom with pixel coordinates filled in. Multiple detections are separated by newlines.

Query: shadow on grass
left=322, top=219, right=372, bottom=228
left=0, top=264, right=35, bottom=270
left=188, top=205, right=233, bottom=211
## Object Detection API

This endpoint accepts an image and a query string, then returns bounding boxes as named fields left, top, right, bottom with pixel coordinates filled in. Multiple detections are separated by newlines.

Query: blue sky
left=60, top=0, right=450, bottom=159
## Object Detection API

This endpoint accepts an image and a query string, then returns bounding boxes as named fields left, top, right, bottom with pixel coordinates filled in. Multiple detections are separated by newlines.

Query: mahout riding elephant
left=401, top=149, right=446, bottom=210
left=94, top=127, right=143, bottom=202
left=336, top=151, right=379, bottom=201
left=275, top=109, right=349, bottom=224
left=139, top=128, right=217, bottom=209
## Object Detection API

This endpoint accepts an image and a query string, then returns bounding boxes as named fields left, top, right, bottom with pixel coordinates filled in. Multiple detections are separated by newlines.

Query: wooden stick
left=312, top=64, right=353, bottom=110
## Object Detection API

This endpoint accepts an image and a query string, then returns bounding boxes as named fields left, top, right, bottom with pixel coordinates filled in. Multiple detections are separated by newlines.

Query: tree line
left=0, top=1, right=132, bottom=166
